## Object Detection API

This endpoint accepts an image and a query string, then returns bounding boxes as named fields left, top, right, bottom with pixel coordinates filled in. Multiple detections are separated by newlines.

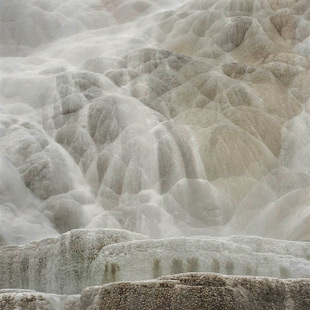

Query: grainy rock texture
left=0, top=289, right=80, bottom=310
left=2, top=274, right=309, bottom=310
left=89, top=235, right=310, bottom=285
left=0, top=229, right=147, bottom=295
left=80, top=273, right=310, bottom=310
left=1, top=0, right=310, bottom=308
left=0, top=230, right=309, bottom=295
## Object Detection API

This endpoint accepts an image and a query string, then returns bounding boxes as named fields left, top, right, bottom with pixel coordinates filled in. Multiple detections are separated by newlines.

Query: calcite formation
left=2, top=273, right=309, bottom=310
left=0, top=229, right=148, bottom=294
left=1, top=0, right=310, bottom=242
left=0, top=0, right=310, bottom=309
left=0, top=289, right=80, bottom=310
left=0, top=230, right=309, bottom=295
left=80, top=273, right=310, bottom=310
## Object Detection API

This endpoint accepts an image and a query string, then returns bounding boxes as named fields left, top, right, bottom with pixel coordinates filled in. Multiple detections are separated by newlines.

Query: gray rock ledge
left=1, top=273, right=309, bottom=310
left=80, top=273, right=310, bottom=310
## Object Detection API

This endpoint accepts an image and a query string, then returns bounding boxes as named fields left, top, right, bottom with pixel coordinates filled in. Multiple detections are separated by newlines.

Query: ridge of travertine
left=1, top=0, right=310, bottom=244
left=0, top=229, right=148, bottom=295
left=80, top=273, right=310, bottom=310
left=0, top=229, right=309, bottom=295
left=0, top=289, right=80, bottom=310
left=1, top=0, right=310, bottom=309
left=1, top=273, right=309, bottom=310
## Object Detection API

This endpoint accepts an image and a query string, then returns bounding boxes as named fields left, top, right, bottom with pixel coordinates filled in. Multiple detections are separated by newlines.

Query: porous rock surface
left=2, top=273, right=309, bottom=310
left=0, top=289, right=80, bottom=310
left=1, top=0, right=310, bottom=308
left=0, top=229, right=148, bottom=295
left=80, top=273, right=310, bottom=310
left=0, top=230, right=309, bottom=295
left=89, top=235, right=310, bottom=285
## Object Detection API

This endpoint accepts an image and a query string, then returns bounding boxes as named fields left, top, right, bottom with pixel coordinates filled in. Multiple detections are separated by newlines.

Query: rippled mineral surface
left=0, top=0, right=310, bottom=309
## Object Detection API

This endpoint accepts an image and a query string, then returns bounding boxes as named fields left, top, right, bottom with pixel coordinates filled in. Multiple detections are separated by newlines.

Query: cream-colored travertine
left=0, top=0, right=309, bottom=243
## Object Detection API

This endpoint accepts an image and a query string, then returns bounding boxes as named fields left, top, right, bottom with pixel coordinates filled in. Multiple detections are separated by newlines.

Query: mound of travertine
left=80, top=273, right=310, bottom=310
left=1, top=273, right=309, bottom=310
left=0, top=229, right=148, bottom=295
left=1, top=0, right=310, bottom=245
left=0, top=289, right=80, bottom=310
left=0, top=229, right=309, bottom=295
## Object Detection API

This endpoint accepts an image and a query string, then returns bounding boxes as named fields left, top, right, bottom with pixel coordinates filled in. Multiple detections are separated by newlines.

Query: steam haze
left=1, top=0, right=310, bottom=245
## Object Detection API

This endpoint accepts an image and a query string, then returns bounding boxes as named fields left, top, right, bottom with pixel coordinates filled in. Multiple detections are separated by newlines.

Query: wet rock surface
left=0, top=230, right=309, bottom=295
left=0, top=229, right=147, bottom=294
left=1, top=0, right=310, bottom=243
left=1, top=0, right=310, bottom=309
